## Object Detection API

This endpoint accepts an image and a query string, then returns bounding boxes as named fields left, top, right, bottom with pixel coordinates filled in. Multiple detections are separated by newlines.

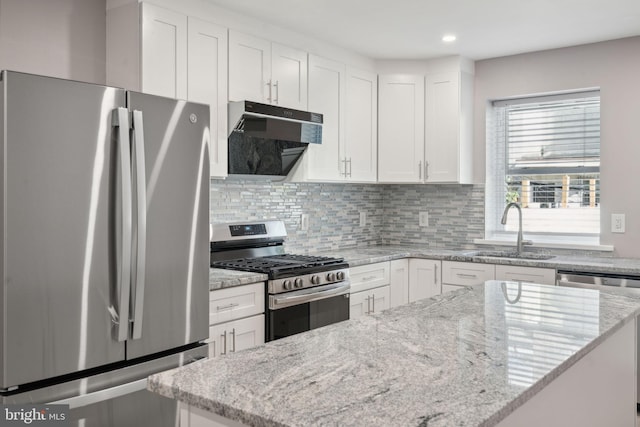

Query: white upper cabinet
left=228, top=30, right=307, bottom=110
left=107, top=2, right=229, bottom=178
left=424, top=71, right=473, bottom=183
left=303, top=54, right=346, bottom=181
left=187, top=17, right=228, bottom=178
left=345, top=67, right=377, bottom=182
left=378, top=64, right=474, bottom=184
left=377, top=75, right=425, bottom=183
left=140, top=3, right=187, bottom=99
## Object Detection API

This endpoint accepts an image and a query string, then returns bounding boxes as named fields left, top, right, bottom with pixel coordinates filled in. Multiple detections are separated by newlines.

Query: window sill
left=474, top=238, right=614, bottom=252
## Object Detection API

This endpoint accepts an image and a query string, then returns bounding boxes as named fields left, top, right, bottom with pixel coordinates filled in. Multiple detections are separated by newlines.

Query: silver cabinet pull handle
left=361, top=275, right=378, bottom=282
left=131, top=110, right=147, bottom=340
left=113, top=107, right=132, bottom=343
left=347, top=158, right=352, bottom=177
left=434, top=264, right=438, bottom=284
left=266, top=80, right=272, bottom=102
left=419, top=160, right=422, bottom=180
left=371, top=294, right=375, bottom=313
left=212, top=340, right=216, bottom=357
left=425, top=161, right=429, bottom=180
left=231, top=328, right=236, bottom=352
left=273, top=80, right=279, bottom=104
left=342, top=158, right=348, bottom=177
left=457, top=273, right=478, bottom=279
left=216, top=302, right=239, bottom=311
left=366, top=295, right=371, bottom=314
left=221, top=330, right=227, bottom=355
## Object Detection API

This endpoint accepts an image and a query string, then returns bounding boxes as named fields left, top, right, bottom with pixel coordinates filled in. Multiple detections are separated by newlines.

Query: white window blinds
left=486, top=90, right=601, bottom=241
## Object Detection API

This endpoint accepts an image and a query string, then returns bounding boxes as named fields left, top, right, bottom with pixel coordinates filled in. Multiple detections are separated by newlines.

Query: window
left=485, top=90, right=601, bottom=245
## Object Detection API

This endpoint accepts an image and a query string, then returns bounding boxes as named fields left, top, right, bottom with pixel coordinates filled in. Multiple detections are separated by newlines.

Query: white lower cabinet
left=208, top=282, right=265, bottom=358
left=208, top=314, right=265, bottom=358
left=408, top=259, right=442, bottom=302
left=349, top=262, right=391, bottom=319
left=350, top=286, right=390, bottom=319
left=495, top=265, right=556, bottom=285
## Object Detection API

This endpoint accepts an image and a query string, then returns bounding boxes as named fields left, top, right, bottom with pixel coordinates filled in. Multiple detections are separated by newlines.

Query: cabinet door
left=271, top=43, right=307, bottom=110
left=495, top=265, right=556, bottom=285
left=345, top=67, right=377, bottom=182
left=408, top=259, right=441, bottom=302
left=228, top=30, right=271, bottom=103
left=306, top=55, right=345, bottom=181
left=208, top=314, right=265, bottom=358
left=389, top=259, right=409, bottom=308
left=187, top=18, right=228, bottom=178
left=349, top=290, right=370, bottom=320
left=425, top=72, right=459, bottom=183
left=378, top=75, right=425, bottom=183
left=141, top=3, right=187, bottom=99
left=371, top=286, right=391, bottom=314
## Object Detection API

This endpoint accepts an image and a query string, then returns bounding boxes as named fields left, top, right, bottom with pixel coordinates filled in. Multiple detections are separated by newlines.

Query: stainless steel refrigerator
left=0, top=71, right=210, bottom=426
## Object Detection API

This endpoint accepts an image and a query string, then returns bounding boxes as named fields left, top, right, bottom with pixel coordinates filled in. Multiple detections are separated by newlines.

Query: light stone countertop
left=209, top=244, right=640, bottom=290
left=149, top=281, right=640, bottom=426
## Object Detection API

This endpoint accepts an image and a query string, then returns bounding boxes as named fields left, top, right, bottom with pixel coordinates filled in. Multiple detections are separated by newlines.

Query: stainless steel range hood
left=227, top=101, right=322, bottom=180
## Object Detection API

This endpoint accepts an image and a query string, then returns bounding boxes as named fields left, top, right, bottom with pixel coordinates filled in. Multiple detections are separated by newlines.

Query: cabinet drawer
left=349, top=285, right=390, bottom=319
left=349, top=262, right=390, bottom=294
left=442, top=261, right=495, bottom=286
left=209, top=282, right=265, bottom=326
left=495, top=265, right=556, bottom=286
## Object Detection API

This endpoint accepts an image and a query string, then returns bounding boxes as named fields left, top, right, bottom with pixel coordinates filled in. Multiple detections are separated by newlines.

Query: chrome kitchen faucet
left=501, top=202, right=533, bottom=255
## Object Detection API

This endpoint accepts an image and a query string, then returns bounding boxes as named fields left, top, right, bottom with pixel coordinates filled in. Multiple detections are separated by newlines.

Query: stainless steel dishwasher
left=556, top=270, right=640, bottom=411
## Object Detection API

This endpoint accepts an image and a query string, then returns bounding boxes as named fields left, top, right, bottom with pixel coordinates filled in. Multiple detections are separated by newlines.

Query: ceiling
left=204, top=0, right=640, bottom=60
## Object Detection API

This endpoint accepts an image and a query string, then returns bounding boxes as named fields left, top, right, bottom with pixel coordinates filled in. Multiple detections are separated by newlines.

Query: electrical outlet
left=611, top=213, right=625, bottom=233
left=359, top=211, right=367, bottom=227
left=419, top=211, right=429, bottom=227
left=300, top=213, right=309, bottom=231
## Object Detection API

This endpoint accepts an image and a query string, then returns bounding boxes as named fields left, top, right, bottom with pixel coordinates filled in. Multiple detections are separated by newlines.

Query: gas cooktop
left=211, top=254, right=347, bottom=279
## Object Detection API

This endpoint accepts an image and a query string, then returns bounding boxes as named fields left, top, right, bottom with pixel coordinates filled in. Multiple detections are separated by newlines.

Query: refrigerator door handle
left=48, top=379, right=146, bottom=409
left=131, top=110, right=147, bottom=340
left=113, top=107, right=133, bottom=342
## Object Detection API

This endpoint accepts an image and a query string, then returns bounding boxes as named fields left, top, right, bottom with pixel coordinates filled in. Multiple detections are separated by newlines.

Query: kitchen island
left=149, top=281, right=639, bottom=426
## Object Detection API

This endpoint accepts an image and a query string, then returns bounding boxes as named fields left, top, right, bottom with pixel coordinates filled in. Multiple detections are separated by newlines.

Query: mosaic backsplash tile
left=210, top=179, right=485, bottom=253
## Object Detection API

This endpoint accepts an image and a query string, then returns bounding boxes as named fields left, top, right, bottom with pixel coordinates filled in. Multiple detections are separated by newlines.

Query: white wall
left=0, top=0, right=106, bottom=84
left=473, top=36, right=640, bottom=257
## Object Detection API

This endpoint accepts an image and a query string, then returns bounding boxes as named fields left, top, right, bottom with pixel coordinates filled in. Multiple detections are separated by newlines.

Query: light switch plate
left=300, top=214, right=309, bottom=231
left=359, top=211, right=367, bottom=227
left=611, top=213, right=625, bottom=233
left=419, top=211, right=429, bottom=227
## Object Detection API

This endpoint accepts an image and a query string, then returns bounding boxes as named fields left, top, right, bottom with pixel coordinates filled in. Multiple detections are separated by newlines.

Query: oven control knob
left=294, top=278, right=304, bottom=288
left=311, top=275, right=320, bottom=285
left=336, top=271, right=346, bottom=281
left=326, top=272, right=337, bottom=282
left=283, top=279, right=293, bottom=290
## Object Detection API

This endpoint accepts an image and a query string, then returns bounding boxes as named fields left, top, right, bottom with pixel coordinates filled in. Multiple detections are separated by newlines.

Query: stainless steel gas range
left=210, top=220, right=350, bottom=341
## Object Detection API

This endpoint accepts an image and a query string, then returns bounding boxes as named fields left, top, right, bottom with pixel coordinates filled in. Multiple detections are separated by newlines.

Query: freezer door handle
left=113, top=108, right=132, bottom=342
left=48, top=379, right=146, bottom=409
left=131, top=110, right=147, bottom=340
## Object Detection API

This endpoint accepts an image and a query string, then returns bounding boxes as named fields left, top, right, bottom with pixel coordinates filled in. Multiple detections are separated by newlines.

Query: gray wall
left=473, top=36, right=640, bottom=257
left=0, top=0, right=106, bottom=84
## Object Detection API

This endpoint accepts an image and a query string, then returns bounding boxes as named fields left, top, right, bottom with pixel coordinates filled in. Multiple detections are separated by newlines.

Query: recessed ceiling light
left=442, top=34, right=457, bottom=43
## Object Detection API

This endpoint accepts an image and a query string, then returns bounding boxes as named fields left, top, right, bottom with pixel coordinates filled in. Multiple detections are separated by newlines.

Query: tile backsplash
left=210, top=179, right=484, bottom=252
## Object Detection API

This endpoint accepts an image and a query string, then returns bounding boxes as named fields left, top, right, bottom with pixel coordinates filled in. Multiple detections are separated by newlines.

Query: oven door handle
left=269, top=282, right=350, bottom=310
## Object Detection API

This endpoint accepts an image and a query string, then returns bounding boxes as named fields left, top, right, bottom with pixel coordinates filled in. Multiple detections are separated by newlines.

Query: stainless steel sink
left=465, top=250, right=556, bottom=260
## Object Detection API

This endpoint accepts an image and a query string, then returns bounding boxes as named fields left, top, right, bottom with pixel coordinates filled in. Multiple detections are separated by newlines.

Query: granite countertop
left=149, top=281, right=640, bottom=426
left=209, top=244, right=640, bottom=290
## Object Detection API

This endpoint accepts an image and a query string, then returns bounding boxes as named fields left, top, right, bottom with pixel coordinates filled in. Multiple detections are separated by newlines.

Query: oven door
left=267, top=282, right=350, bottom=341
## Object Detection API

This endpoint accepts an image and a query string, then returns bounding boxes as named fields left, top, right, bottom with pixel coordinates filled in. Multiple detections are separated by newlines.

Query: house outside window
left=485, top=90, right=601, bottom=245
